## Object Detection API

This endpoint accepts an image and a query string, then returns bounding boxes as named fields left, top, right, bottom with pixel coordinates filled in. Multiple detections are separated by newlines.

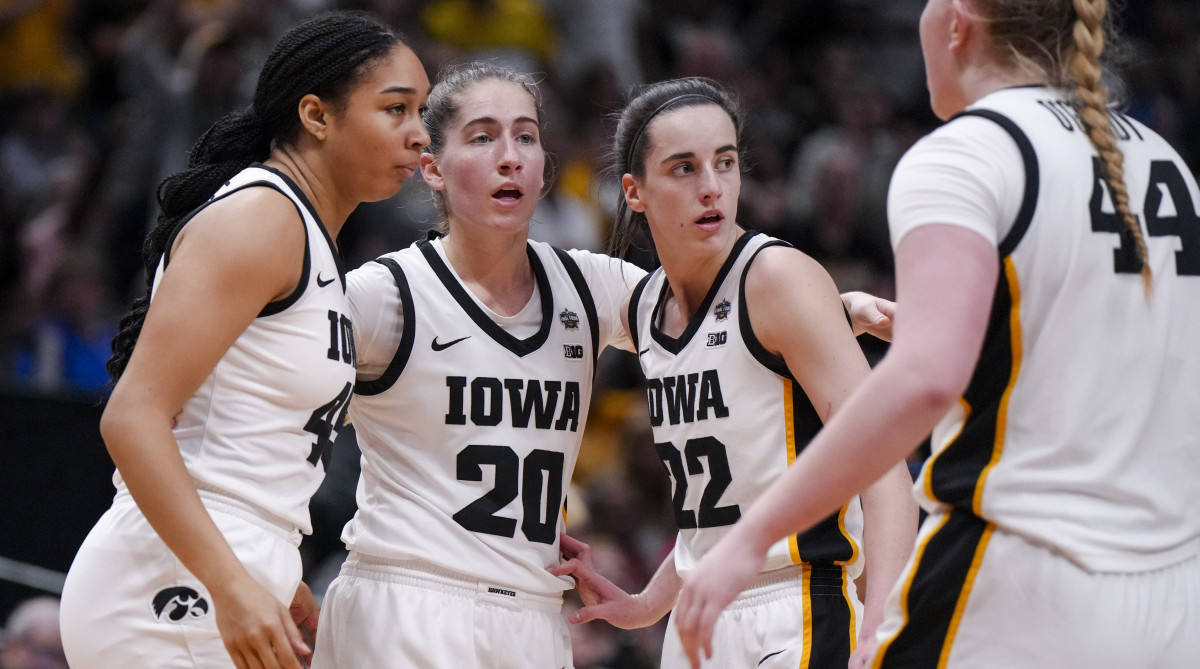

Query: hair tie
left=624, top=94, right=713, bottom=172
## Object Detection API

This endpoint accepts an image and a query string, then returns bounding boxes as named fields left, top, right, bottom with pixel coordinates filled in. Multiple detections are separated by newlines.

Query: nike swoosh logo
left=432, top=336, right=471, bottom=351
left=638, top=348, right=650, bottom=356
left=759, top=650, right=786, bottom=665
left=316, top=273, right=335, bottom=288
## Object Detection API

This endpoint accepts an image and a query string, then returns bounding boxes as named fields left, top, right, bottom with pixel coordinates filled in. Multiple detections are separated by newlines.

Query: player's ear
left=621, top=173, right=646, bottom=213
left=421, top=153, right=444, bottom=191
left=298, top=94, right=330, bottom=141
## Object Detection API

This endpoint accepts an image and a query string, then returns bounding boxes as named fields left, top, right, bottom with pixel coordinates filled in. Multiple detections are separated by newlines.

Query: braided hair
left=974, top=0, right=1149, bottom=293
left=108, top=11, right=406, bottom=381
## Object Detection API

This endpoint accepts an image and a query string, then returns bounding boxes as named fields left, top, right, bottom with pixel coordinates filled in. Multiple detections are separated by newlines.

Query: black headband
left=624, top=93, right=715, bottom=172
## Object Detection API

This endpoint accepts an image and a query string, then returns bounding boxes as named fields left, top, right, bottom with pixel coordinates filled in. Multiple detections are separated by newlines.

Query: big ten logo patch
left=706, top=331, right=727, bottom=348
left=563, top=344, right=585, bottom=360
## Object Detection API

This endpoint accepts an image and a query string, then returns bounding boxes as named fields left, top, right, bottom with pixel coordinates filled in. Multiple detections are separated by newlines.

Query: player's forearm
left=858, top=461, right=919, bottom=636
left=720, top=355, right=951, bottom=568
left=101, top=405, right=254, bottom=596
left=634, top=550, right=683, bottom=625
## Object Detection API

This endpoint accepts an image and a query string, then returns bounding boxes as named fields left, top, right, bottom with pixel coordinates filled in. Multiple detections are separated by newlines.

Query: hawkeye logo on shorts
left=152, top=586, right=209, bottom=623
left=559, top=308, right=580, bottom=330
left=487, top=587, right=517, bottom=598
left=707, top=331, right=727, bottom=347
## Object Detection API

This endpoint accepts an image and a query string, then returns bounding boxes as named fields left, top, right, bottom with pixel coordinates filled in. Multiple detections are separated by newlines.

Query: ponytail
left=107, top=10, right=405, bottom=382
left=1067, top=0, right=1151, bottom=295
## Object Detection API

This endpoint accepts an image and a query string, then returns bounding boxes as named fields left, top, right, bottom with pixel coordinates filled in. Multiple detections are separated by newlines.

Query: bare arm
left=100, top=189, right=311, bottom=669
left=673, top=226, right=998, bottom=668
left=550, top=533, right=680, bottom=629
left=749, top=247, right=917, bottom=660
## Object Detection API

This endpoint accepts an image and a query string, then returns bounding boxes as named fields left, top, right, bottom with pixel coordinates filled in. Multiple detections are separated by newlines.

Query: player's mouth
left=493, top=186, right=524, bottom=204
left=695, top=210, right=724, bottom=226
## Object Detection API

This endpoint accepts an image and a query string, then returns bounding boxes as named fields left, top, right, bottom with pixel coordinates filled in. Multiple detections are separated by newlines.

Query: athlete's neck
left=263, top=152, right=354, bottom=243
left=440, top=232, right=535, bottom=317
left=657, top=227, right=743, bottom=322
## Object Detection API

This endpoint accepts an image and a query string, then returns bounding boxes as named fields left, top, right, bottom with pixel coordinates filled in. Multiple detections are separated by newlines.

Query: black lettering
left=445, top=376, right=467, bottom=425
left=646, top=379, right=664, bottom=427
left=506, top=379, right=561, bottom=429
left=326, top=310, right=340, bottom=360
left=554, top=382, right=581, bottom=431
left=663, top=373, right=699, bottom=425
left=697, top=370, right=730, bottom=420
left=1038, top=100, right=1075, bottom=131
left=471, top=377, right=504, bottom=426
left=339, top=314, right=354, bottom=364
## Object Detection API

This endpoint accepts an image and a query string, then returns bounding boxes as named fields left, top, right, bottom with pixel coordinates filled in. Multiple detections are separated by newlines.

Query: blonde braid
left=1069, top=0, right=1152, bottom=294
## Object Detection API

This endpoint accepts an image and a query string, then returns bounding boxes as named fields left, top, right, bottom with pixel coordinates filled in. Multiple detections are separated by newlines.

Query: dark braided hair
left=607, top=77, right=745, bottom=261
left=108, top=10, right=406, bottom=381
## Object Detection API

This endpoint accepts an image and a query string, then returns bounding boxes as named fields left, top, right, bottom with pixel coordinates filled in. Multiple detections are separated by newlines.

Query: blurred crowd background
left=0, top=0, right=1196, bottom=667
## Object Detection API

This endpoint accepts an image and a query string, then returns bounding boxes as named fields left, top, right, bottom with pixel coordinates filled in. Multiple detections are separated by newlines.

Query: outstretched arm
left=673, top=226, right=997, bottom=668
left=841, top=291, right=895, bottom=341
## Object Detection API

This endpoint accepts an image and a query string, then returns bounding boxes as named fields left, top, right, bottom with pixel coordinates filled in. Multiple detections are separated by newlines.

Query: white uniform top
left=344, top=238, right=640, bottom=596
left=629, top=231, right=864, bottom=578
left=114, top=165, right=357, bottom=534
left=889, top=86, right=1200, bottom=572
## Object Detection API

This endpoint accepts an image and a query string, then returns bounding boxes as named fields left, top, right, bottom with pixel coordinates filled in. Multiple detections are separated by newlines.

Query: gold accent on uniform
left=974, top=257, right=1024, bottom=516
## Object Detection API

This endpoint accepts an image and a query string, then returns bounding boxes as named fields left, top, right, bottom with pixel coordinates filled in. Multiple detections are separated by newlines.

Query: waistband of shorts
left=727, top=563, right=846, bottom=610
left=113, top=483, right=302, bottom=546
left=340, top=552, right=563, bottom=613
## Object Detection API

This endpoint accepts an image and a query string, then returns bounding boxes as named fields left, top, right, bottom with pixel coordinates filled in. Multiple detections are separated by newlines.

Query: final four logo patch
left=559, top=308, right=580, bottom=330
left=714, top=299, right=731, bottom=321
left=152, top=586, right=209, bottom=622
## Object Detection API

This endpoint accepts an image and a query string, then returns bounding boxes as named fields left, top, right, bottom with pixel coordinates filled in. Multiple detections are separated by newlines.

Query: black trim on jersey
left=354, top=258, right=416, bottom=396
left=952, top=110, right=1040, bottom=257
left=160, top=177, right=311, bottom=319
left=627, top=273, right=653, bottom=353
left=650, top=230, right=760, bottom=355
left=736, top=239, right=794, bottom=380
left=256, top=163, right=348, bottom=291
left=417, top=240, right=554, bottom=357
left=877, top=511, right=992, bottom=668
left=551, top=247, right=600, bottom=367
left=924, top=261, right=1017, bottom=509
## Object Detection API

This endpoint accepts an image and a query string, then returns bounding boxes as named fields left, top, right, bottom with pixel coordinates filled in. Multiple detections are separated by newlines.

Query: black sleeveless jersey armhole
left=551, top=247, right=601, bottom=366
left=737, top=240, right=797, bottom=380
left=353, top=257, right=416, bottom=396
left=627, top=273, right=653, bottom=353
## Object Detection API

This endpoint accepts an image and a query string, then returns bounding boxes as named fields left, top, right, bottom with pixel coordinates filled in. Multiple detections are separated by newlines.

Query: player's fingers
left=279, top=615, right=309, bottom=668
left=875, top=298, right=896, bottom=320
left=558, top=532, right=592, bottom=562
left=547, top=559, right=579, bottom=577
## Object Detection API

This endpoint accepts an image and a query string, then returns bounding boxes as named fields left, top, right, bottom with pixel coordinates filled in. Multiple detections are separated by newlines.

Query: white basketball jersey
left=114, top=165, right=357, bottom=533
left=898, top=87, right=1200, bottom=571
left=343, top=239, right=608, bottom=596
left=630, top=231, right=864, bottom=578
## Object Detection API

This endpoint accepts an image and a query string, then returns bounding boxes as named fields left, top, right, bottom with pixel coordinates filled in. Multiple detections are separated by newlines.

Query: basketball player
left=550, top=78, right=918, bottom=669
left=58, top=13, right=431, bottom=669
left=673, top=1, right=1200, bottom=667
left=308, top=63, right=897, bottom=668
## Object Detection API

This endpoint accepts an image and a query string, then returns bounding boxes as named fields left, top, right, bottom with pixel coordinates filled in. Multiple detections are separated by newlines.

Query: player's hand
left=289, top=581, right=320, bottom=667
left=211, top=576, right=310, bottom=669
left=848, top=631, right=880, bottom=669
left=550, top=533, right=655, bottom=629
left=673, top=537, right=764, bottom=669
left=840, top=291, right=894, bottom=341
